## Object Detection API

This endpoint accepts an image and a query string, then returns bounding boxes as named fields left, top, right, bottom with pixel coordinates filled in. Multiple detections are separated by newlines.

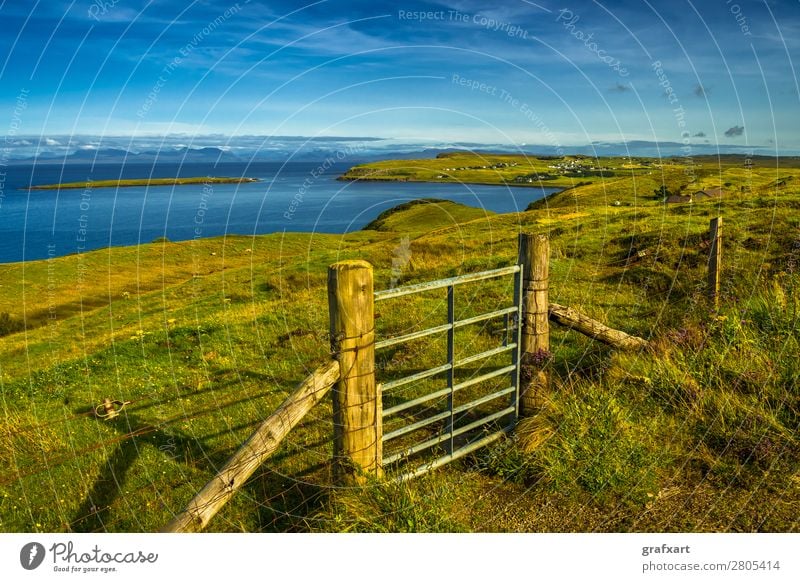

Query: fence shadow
left=68, top=410, right=234, bottom=532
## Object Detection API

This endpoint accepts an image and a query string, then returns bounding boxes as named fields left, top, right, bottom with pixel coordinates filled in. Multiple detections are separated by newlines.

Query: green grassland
left=27, top=176, right=259, bottom=190
left=1, top=154, right=798, bottom=532
left=340, top=151, right=680, bottom=189
left=339, top=152, right=800, bottom=191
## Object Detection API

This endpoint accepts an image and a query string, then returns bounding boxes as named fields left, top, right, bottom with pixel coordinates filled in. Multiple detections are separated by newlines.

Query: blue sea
left=0, top=162, right=556, bottom=263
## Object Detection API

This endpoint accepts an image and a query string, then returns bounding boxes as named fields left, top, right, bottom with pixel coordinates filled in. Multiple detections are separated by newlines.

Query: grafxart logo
left=20, top=542, right=46, bottom=570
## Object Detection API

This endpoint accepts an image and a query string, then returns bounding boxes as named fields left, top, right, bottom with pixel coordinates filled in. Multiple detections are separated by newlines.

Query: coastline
left=336, top=175, right=552, bottom=188
left=1, top=162, right=552, bottom=264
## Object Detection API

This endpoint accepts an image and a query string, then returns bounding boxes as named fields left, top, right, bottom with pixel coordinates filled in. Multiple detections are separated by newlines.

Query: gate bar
left=375, top=265, right=521, bottom=301
left=511, top=266, right=523, bottom=420
left=445, top=285, right=455, bottom=455
left=455, top=343, right=517, bottom=368
left=393, top=425, right=513, bottom=482
left=384, top=405, right=516, bottom=465
left=382, top=364, right=517, bottom=418
left=383, top=410, right=451, bottom=442
left=380, top=343, right=517, bottom=393
left=375, top=306, right=518, bottom=351
left=383, top=387, right=515, bottom=444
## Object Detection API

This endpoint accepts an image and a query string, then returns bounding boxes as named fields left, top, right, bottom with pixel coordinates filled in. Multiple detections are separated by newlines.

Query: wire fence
left=2, top=206, right=794, bottom=532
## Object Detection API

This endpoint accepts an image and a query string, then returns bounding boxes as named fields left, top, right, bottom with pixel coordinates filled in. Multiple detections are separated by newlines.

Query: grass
left=338, top=151, right=647, bottom=189
left=362, top=198, right=494, bottom=233
left=1, top=154, right=798, bottom=532
left=27, top=176, right=259, bottom=190
left=0, top=312, right=25, bottom=337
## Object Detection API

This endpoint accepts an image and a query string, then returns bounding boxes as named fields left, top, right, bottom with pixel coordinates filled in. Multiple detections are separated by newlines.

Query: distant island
left=26, top=176, right=259, bottom=190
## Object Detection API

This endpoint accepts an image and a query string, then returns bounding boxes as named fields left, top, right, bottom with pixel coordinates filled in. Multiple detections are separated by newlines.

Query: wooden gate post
left=708, top=217, right=722, bottom=309
left=518, top=233, right=550, bottom=415
left=328, top=260, right=381, bottom=484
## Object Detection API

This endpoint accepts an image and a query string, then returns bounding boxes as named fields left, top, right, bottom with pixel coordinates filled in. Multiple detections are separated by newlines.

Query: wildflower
left=531, top=348, right=553, bottom=366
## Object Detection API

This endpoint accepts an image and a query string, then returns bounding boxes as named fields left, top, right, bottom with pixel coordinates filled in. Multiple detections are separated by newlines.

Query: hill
left=362, top=198, right=495, bottom=232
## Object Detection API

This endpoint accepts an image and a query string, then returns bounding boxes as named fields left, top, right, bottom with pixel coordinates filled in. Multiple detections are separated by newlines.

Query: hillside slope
left=1, top=158, right=798, bottom=532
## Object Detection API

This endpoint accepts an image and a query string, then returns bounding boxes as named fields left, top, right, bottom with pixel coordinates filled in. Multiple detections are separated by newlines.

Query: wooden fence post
left=708, top=217, right=722, bottom=309
left=328, top=260, right=381, bottom=484
left=518, top=233, right=550, bottom=415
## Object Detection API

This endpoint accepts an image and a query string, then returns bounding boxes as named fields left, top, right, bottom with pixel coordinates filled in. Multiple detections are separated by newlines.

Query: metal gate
left=374, top=265, right=523, bottom=480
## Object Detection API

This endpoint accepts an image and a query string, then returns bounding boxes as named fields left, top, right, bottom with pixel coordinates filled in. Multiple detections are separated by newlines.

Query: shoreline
left=336, top=175, right=552, bottom=188
left=0, top=194, right=554, bottom=266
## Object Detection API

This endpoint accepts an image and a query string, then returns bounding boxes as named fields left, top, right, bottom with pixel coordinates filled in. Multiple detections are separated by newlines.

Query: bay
left=0, top=161, right=556, bottom=263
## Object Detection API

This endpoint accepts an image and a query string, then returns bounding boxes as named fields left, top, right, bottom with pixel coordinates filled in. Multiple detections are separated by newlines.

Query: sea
left=0, top=161, right=557, bottom=263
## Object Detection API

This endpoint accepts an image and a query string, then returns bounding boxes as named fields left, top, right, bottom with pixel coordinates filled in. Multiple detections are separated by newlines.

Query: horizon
left=1, top=1, right=799, bottom=157
left=2, top=133, right=797, bottom=163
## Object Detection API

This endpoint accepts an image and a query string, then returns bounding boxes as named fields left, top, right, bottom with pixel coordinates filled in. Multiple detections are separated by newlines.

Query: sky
left=1, top=0, right=799, bottom=157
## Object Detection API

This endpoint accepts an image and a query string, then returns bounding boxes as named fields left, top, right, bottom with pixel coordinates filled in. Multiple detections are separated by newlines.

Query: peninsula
left=338, top=152, right=630, bottom=188
left=26, top=176, right=259, bottom=190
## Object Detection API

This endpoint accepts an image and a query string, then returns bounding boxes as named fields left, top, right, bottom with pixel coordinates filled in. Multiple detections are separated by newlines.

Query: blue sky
left=1, top=0, right=799, bottom=155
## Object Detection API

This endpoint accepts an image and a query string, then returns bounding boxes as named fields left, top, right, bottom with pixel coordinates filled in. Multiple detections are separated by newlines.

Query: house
left=692, top=188, right=724, bottom=199
left=666, top=194, right=691, bottom=204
